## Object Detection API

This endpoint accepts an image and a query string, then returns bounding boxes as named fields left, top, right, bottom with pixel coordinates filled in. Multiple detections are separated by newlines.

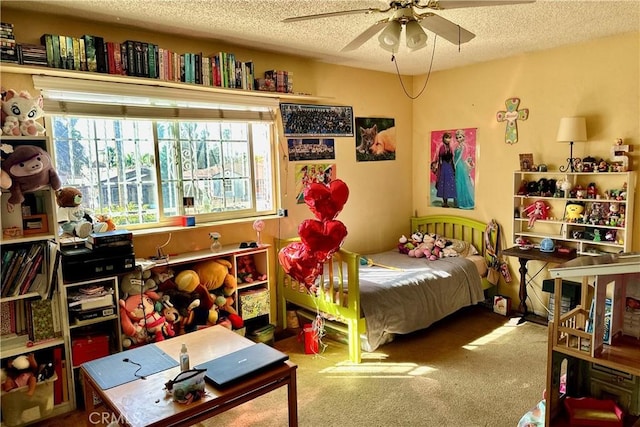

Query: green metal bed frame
left=275, top=215, right=495, bottom=363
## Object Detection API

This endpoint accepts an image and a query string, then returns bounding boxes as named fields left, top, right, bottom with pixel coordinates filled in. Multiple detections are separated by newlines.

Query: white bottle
left=180, top=343, right=190, bottom=371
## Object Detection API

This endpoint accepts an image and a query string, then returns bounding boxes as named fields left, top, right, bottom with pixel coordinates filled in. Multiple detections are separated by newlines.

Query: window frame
left=36, top=76, right=282, bottom=230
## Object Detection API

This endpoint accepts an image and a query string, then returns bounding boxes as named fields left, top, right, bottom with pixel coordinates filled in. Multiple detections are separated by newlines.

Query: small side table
left=501, top=246, right=577, bottom=324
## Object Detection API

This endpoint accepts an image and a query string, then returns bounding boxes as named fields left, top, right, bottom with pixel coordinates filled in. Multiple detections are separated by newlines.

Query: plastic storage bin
left=0, top=373, right=57, bottom=426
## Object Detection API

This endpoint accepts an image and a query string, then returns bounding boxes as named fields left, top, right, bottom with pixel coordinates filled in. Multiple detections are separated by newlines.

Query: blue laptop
left=194, top=343, right=289, bottom=387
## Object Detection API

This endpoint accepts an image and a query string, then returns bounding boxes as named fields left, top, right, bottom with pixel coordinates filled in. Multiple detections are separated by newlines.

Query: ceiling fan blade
left=282, top=7, right=388, bottom=23
left=418, top=13, right=475, bottom=45
left=425, top=0, right=535, bottom=10
left=341, top=19, right=389, bottom=52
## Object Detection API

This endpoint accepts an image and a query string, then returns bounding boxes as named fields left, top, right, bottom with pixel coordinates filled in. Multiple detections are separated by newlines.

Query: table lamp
left=556, top=117, right=587, bottom=172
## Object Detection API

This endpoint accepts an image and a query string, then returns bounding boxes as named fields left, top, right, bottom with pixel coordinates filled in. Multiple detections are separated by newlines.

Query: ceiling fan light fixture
left=405, top=20, right=428, bottom=50
left=378, top=20, right=402, bottom=52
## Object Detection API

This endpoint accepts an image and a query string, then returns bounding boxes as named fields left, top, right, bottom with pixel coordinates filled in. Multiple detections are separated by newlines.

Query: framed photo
left=287, top=138, right=335, bottom=161
left=295, top=163, right=336, bottom=204
left=280, top=103, right=354, bottom=137
left=355, top=117, right=396, bottom=162
left=519, top=153, right=534, bottom=171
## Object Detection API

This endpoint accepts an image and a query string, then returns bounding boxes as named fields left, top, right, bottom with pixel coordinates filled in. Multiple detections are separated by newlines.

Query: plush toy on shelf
left=1, top=353, right=38, bottom=396
left=236, top=255, right=266, bottom=284
left=119, top=290, right=172, bottom=347
left=56, top=187, right=108, bottom=238
left=2, top=145, right=61, bottom=211
left=1, top=89, right=46, bottom=137
left=522, top=200, right=550, bottom=228
left=192, top=258, right=238, bottom=298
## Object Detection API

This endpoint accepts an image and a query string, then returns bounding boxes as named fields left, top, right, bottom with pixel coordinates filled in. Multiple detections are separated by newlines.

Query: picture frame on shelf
left=519, top=153, right=534, bottom=171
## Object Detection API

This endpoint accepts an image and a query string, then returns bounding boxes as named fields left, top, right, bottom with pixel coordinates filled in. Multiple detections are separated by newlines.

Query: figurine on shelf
left=522, top=200, right=550, bottom=228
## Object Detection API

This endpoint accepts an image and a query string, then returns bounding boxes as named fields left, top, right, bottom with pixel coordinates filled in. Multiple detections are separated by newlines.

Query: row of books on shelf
left=0, top=297, right=62, bottom=345
left=1, top=22, right=295, bottom=93
left=1, top=241, right=47, bottom=298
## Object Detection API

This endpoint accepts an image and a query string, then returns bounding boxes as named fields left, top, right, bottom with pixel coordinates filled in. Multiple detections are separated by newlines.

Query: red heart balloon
left=278, top=242, right=323, bottom=288
left=298, top=219, right=347, bottom=263
left=304, top=179, right=350, bottom=221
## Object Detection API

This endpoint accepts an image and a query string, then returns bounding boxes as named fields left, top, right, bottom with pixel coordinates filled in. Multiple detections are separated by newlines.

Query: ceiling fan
left=283, top=0, right=535, bottom=52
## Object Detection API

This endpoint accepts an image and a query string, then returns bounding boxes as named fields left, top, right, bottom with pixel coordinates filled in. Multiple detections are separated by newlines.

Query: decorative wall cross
left=496, top=98, right=529, bottom=144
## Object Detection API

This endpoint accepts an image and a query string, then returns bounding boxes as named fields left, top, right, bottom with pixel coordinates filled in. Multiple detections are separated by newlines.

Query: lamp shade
left=378, top=21, right=402, bottom=52
left=405, top=21, right=428, bottom=50
left=556, top=117, right=587, bottom=142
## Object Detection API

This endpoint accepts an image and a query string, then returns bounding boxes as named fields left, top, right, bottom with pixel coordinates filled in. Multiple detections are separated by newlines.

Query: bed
left=276, top=215, right=496, bottom=363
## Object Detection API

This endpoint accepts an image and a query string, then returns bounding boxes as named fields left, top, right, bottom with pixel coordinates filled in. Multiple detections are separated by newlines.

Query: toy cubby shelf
left=512, top=171, right=636, bottom=256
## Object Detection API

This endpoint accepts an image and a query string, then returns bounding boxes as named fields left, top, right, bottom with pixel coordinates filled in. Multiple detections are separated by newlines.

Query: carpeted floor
left=200, top=305, right=548, bottom=427
left=36, top=305, right=547, bottom=427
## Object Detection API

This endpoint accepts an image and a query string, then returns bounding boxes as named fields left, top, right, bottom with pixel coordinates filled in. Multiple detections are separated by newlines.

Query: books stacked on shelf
left=17, top=43, right=48, bottom=67
left=68, top=285, right=115, bottom=324
left=0, top=22, right=17, bottom=63
left=1, top=241, right=46, bottom=298
left=257, top=69, right=293, bottom=93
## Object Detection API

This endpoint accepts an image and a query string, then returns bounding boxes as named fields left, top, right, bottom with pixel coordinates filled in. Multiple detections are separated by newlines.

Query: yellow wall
left=413, top=31, right=640, bottom=314
left=1, top=7, right=638, bottom=317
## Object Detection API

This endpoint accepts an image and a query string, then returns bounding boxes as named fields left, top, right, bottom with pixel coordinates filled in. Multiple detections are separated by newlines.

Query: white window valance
left=32, top=75, right=278, bottom=121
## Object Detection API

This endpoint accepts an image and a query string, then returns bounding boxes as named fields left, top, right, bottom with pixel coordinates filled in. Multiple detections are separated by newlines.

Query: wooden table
left=81, top=325, right=298, bottom=427
left=501, top=246, right=577, bottom=325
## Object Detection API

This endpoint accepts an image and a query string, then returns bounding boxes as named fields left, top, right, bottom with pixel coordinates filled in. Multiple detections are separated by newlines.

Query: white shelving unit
left=0, top=136, right=74, bottom=425
left=512, top=171, right=635, bottom=256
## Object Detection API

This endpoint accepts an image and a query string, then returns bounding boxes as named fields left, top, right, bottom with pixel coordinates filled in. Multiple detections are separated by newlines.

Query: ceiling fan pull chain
left=393, top=35, right=437, bottom=100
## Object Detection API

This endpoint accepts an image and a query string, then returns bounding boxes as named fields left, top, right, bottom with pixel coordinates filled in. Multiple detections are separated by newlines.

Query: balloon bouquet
left=278, top=179, right=349, bottom=292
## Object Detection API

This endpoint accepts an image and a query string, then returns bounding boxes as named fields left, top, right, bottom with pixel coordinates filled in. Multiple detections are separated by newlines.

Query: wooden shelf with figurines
left=512, top=169, right=635, bottom=256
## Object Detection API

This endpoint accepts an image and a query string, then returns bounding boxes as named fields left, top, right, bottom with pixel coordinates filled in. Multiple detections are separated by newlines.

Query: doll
left=522, top=200, right=550, bottom=228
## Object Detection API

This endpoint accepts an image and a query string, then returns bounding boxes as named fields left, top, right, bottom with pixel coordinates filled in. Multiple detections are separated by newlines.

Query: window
left=36, top=75, right=278, bottom=229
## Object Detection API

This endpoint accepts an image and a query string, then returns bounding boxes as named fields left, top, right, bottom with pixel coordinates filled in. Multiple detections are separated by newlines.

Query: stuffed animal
left=174, top=269, right=216, bottom=309
left=397, top=235, right=414, bottom=255
left=2, top=145, right=61, bottom=210
left=1, top=89, right=46, bottom=136
left=56, top=187, right=107, bottom=238
left=1, top=353, right=38, bottom=396
left=95, top=213, right=116, bottom=231
left=410, top=233, right=437, bottom=259
left=431, top=237, right=447, bottom=259
left=564, top=203, right=585, bottom=222
left=119, top=291, right=172, bottom=346
left=0, top=142, right=13, bottom=190
left=236, top=255, right=266, bottom=284
left=120, top=270, right=157, bottom=299
left=193, top=258, right=238, bottom=298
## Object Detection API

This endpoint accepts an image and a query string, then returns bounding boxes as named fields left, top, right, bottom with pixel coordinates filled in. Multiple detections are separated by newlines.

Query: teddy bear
left=119, top=290, right=173, bottom=346
left=1, top=89, right=46, bottom=136
left=192, top=258, right=238, bottom=298
left=1, top=353, right=38, bottom=396
left=55, top=187, right=108, bottom=238
left=1, top=145, right=61, bottom=211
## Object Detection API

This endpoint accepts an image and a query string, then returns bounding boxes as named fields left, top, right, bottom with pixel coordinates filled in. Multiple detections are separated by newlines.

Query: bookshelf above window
left=1, top=63, right=330, bottom=102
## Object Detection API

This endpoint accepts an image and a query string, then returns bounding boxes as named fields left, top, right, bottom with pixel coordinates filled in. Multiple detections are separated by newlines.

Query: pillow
left=441, top=236, right=479, bottom=258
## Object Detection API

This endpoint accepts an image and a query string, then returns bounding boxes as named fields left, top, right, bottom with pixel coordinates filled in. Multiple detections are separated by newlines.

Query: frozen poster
left=430, top=128, right=477, bottom=209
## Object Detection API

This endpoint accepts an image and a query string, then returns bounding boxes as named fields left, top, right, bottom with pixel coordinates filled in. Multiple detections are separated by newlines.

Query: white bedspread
left=359, top=250, right=485, bottom=352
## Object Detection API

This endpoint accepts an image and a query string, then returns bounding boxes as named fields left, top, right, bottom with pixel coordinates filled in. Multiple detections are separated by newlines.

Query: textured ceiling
left=3, top=0, right=639, bottom=75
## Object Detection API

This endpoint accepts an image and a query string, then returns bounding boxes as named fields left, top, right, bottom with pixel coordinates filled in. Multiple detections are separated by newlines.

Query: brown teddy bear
left=56, top=187, right=107, bottom=238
